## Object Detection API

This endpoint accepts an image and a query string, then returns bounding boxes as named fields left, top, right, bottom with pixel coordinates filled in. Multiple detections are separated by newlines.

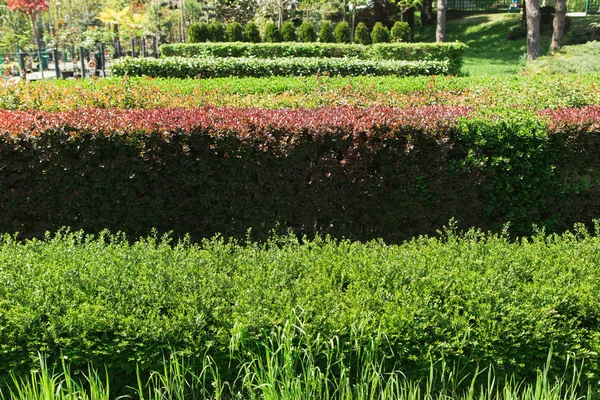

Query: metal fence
left=588, top=0, right=600, bottom=13
left=0, top=37, right=161, bottom=82
left=447, top=0, right=513, bottom=11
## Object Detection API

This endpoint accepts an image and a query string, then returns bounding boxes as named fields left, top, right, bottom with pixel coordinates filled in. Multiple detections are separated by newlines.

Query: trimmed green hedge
left=1, top=228, right=600, bottom=394
left=109, top=56, right=451, bottom=78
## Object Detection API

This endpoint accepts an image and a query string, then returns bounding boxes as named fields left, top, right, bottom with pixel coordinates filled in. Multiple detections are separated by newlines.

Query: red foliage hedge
left=0, top=106, right=599, bottom=241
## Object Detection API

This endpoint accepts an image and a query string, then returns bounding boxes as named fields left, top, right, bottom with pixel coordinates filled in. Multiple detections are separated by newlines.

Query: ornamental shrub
left=208, top=21, right=226, bottom=42
left=226, top=22, right=244, bottom=42
left=391, top=21, right=410, bottom=42
left=354, top=22, right=370, bottom=44
left=319, top=21, right=335, bottom=43
left=281, top=21, right=297, bottom=41
left=244, top=21, right=262, bottom=43
left=298, top=22, right=317, bottom=42
left=188, top=22, right=210, bottom=43
left=334, top=21, right=350, bottom=43
left=264, top=22, right=281, bottom=42
left=371, top=22, right=390, bottom=43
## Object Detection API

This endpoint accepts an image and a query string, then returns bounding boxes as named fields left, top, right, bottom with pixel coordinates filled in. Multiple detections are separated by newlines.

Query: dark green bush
left=281, top=21, right=297, bottom=42
left=2, top=228, right=600, bottom=394
left=371, top=22, right=390, bottom=44
left=208, top=21, right=226, bottom=42
left=298, top=22, right=317, bottom=42
left=391, top=21, right=410, bottom=42
left=244, top=21, right=262, bottom=43
left=355, top=22, right=370, bottom=44
left=226, top=22, right=244, bottom=42
left=334, top=21, right=350, bottom=43
left=264, top=22, right=281, bottom=42
left=188, top=22, right=210, bottom=43
left=319, top=21, right=335, bottom=43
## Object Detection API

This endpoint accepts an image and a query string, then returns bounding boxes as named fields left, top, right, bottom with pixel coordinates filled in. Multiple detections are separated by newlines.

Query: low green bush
left=319, top=21, right=335, bottom=43
left=264, top=22, right=281, bottom=42
left=159, top=42, right=468, bottom=74
left=371, top=22, right=390, bottom=43
left=355, top=22, right=370, bottom=44
left=298, top=21, right=317, bottom=42
left=208, top=21, right=226, bottom=42
left=226, top=22, right=244, bottom=42
left=110, top=56, right=450, bottom=78
left=187, top=22, right=210, bottom=43
left=281, top=21, right=297, bottom=42
left=391, top=21, right=410, bottom=42
left=244, top=21, right=261, bottom=43
left=1, top=228, right=600, bottom=395
left=334, top=21, right=350, bottom=43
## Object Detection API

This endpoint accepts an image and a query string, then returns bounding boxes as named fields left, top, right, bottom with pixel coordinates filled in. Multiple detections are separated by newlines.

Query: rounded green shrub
left=371, top=22, right=390, bottom=43
left=188, top=22, right=210, bottom=43
left=354, top=22, right=370, bottom=44
left=298, top=22, right=317, bottom=42
left=281, top=21, right=297, bottom=42
left=226, top=22, right=244, bottom=42
left=319, top=21, right=335, bottom=43
left=264, top=22, right=282, bottom=42
left=334, top=21, right=350, bottom=43
left=208, top=21, right=226, bottom=42
left=244, top=21, right=262, bottom=43
left=390, top=21, right=410, bottom=42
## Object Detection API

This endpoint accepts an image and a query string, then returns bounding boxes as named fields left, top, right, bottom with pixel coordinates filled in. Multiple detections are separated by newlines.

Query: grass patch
left=523, top=40, right=600, bottom=74
left=414, top=13, right=600, bottom=75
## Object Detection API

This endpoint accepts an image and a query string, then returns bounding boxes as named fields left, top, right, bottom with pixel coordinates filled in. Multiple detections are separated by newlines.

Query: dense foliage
left=371, top=22, right=391, bottom=43
left=109, top=56, right=451, bottom=78
left=1, top=106, right=599, bottom=242
left=1, top=228, right=600, bottom=395
left=1, top=75, right=598, bottom=111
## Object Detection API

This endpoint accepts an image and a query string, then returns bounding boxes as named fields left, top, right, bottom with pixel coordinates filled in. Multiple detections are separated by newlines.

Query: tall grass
left=1, top=319, right=591, bottom=400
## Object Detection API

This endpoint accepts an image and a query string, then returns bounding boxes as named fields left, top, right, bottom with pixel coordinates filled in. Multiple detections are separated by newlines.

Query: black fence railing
left=0, top=37, right=161, bottom=82
left=447, top=0, right=513, bottom=11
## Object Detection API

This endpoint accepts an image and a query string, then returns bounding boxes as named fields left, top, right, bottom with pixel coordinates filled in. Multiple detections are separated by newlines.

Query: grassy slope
left=524, top=40, right=600, bottom=74
left=414, top=13, right=600, bottom=75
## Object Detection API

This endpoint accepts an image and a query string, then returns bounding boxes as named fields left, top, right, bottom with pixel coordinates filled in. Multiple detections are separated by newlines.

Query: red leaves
left=0, top=106, right=471, bottom=139
left=6, top=0, right=49, bottom=15
left=541, top=106, right=600, bottom=132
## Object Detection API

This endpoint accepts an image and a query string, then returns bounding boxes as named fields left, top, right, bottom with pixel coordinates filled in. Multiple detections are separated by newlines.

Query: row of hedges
left=109, top=56, right=452, bottom=78
left=160, top=42, right=467, bottom=72
left=1, top=106, right=599, bottom=242
left=1, top=228, right=600, bottom=395
left=2, top=75, right=599, bottom=111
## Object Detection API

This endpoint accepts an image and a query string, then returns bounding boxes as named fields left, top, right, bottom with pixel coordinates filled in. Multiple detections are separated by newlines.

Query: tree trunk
left=421, top=0, right=434, bottom=29
left=550, top=0, right=566, bottom=51
left=525, top=0, right=541, bottom=60
left=436, top=0, right=446, bottom=42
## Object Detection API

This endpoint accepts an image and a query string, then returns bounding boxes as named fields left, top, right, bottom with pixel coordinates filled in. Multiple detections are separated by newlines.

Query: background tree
left=298, top=21, right=316, bottom=41
left=371, top=21, right=389, bottom=42
left=436, top=0, right=446, bottom=42
left=6, top=0, right=49, bottom=45
left=354, top=21, right=369, bottom=44
left=226, top=21, right=243, bottom=41
left=264, top=21, right=281, bottom=41
left=550, top=0, right=566, bottom=51
left=188, top=21, right=209, bottom=41
left=208, top=21, right=225, bottom=41
left=525, top=0, right=541, bottom=59
left=390, top=20, right=409, bottom=41
left=243, top=21, right=261, bottom=42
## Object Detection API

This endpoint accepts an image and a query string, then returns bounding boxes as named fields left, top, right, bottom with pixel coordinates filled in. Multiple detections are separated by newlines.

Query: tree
left=208, top=21, right=226, bottom=42
left=354, top=21, right=369, bottom=44
left=226, top=21, right=244, bottom=41
left=298, top=21, right=316, bottom=42
left=264, top=22, right=282, bottom=42
left=435, top=0, right=446, bottom=42
left=7, top=0, right=49, bottom=45
left=390, top=21, right=410, bottom=42
left=525, top=0, right=541, bottom=59
left=281, top=21, right=296, bottom=41
left=243, top=21, right=261, bottom=42
left=334, top=21, right=350, bottom=43
left=550, top=0, right=566, bottom=51
left=371, top=21, right=390, bottom=43
left=188, top=21, right=210, bottom=42
left=319, top=20, right=334, bottom=42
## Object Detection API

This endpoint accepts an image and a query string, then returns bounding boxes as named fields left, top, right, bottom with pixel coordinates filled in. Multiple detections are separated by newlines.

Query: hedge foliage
left=109, top=56, right=451, bottom=78
left=159, top=42, right=467, bottom=74
left=2, top=75, right=599, bottom=111
left=2, top=228, right=600, bottom=394
left=1, top=106, right=599, bottom=242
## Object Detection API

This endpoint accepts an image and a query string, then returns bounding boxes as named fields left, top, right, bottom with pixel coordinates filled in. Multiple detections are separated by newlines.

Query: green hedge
left=159, top=42, right=467, bottom=73
left=109, top=56, right=451, bottom=78
left=1, top=229, right=600, bottom=395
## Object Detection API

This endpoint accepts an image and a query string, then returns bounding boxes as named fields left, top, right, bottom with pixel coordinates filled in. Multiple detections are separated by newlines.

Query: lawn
left=414, top=12, right=600, bottom=75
